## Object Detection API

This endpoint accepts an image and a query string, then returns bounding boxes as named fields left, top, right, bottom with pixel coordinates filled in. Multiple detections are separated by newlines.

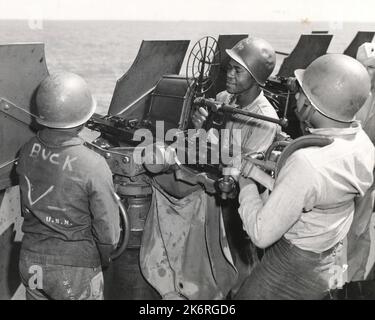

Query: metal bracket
left=0, top=98, right=38, bottom=126
left=85, top=142, right=145, bottom=177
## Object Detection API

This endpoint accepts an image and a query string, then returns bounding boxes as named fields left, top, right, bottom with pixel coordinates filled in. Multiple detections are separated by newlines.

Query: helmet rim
left=35, top=72, right=97, bottom=128
left=294, top=54, right=370, bottom=123
left=36, top=95, right=96, bottom=128
left=225, top=48, right=264, bottom=85
left=294, top=68, right=354, bottom=123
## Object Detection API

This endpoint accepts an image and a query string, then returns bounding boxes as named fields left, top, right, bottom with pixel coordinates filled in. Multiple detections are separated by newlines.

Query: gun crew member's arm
left=238, top=151, right=319, bottom=248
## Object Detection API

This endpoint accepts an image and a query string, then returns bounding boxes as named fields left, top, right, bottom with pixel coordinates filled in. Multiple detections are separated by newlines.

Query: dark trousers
left=234, top=237, right=344, bottom=300
left=19, top=250, right=103, bottom=300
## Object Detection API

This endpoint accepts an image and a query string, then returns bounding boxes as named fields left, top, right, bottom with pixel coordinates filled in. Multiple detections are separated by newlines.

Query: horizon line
left=0, top=18, right=375, bottom=24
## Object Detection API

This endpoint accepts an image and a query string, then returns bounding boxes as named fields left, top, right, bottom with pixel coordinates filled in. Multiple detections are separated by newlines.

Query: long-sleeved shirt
left=238, top=122, right=375, bottom=253
left=17, top=128, right=120, bottom=267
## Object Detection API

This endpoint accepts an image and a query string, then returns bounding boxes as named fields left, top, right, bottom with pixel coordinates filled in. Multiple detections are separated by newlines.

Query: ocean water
left=0, top=19, right=375, bottom=114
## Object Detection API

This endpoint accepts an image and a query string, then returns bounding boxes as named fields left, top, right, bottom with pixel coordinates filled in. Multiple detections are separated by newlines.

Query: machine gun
left=0, top=34, right=348, bottom=300
left=86, top=36, right=304, bottom=213
left=193, top=96, right=290, bottom=128
left=0, top=32, right=372, bottom=300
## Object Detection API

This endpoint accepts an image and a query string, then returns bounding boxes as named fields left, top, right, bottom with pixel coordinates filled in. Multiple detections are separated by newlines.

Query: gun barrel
left=220, top=106, right=285, bottom=126
left=195, top=98, right=288, bottom=128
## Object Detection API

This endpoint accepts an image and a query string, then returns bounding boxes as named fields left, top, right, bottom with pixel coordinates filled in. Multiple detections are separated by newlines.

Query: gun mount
left=83, top=35, right=342, bottom=267
left=0, top=31, right=373, bottom=299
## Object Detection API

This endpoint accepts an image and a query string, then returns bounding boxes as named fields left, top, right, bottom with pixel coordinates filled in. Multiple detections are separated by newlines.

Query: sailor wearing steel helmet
left=192, top=37, right=280, bottom=296
left=235, top=54, right=375, bottom=299
left=346, top=42, right=375, bottom=283
left=16, top=72, right=120, bottom=300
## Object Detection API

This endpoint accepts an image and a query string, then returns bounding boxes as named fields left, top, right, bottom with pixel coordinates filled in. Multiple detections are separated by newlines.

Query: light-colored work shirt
left=238, top=122, right=375, bottom=253
left=216, top=90, right=280, bottom=171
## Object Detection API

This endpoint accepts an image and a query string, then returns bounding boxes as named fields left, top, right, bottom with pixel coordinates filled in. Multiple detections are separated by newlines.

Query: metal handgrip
left=110, top=193, right=131, bottom=260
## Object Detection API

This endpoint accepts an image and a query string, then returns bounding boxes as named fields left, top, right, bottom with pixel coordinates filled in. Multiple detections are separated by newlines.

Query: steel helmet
left=294, top=54, right=371, bottom=122
left=226, top=37, right=276, bottom=86
left=36, top=72, right=96, bottom=128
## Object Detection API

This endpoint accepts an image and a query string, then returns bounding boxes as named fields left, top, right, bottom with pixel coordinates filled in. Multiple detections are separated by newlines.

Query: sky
left=0, top=0, right=374, bottom=22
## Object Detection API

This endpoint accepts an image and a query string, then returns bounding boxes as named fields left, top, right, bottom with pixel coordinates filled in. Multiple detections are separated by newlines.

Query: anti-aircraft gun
left=0, top=31, right=373, bottom=300
left=83, top=33, right=341, bottom=298
left=86, top=36, right=296, bottom=196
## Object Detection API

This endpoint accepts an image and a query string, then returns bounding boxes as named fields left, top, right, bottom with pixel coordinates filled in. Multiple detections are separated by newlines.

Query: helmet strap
left=295, top=103, right=316, bottom=133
